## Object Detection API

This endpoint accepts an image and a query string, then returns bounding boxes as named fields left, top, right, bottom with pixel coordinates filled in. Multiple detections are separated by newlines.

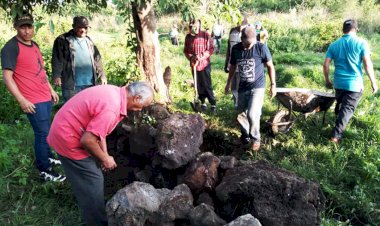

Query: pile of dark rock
left=105, top=104, right=325, bottom=226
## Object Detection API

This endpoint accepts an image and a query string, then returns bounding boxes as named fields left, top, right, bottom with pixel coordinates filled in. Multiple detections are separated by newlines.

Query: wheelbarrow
left=267, top=88, right=336, bottom=134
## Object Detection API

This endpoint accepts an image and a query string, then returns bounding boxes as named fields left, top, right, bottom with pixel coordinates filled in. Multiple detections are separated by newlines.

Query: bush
left=0, top=83, right=24, bottom=124
left=265, top=19, right=341, bottom=53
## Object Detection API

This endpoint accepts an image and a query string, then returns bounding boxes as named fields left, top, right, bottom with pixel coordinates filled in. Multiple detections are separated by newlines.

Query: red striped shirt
left=184, top=31, right=214, bottom=71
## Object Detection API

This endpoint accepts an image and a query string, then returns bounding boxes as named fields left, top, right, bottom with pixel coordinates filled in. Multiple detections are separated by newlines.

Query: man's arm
left=363, top=55, right=378, bottom=93
left=47, top=82, right=59, bottom=104
left=224, top=64, right=236, bottom=94
left=93, top=45, right=107, bottom=85
left=265, top=60, right=277, bottom=98
left=3, top=69, right=36, bottom=114
left=224, top=32, right=232, bottom=73
left=51, top=37, right=63, bottom=86
left=200, top=32, right=215, bottom=60
left=80, top=131, right=116, bottom=171
left=183, top=35, right=193, bottom=61
left=323, top=58, right=333, bottom=89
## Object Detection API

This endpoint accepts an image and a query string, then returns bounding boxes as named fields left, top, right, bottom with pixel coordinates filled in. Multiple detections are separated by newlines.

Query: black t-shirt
left=230, top=42, right=272, bottom=91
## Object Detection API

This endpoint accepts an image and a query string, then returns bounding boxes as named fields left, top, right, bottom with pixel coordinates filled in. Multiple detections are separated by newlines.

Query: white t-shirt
left=213, top=24, right=223, bottom=37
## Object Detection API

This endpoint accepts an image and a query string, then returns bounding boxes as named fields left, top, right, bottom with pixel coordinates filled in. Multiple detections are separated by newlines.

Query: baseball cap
left=14, top=13, right=34, bottom=27
left=73, top=16, right=90, bottom=28
left=241, top=25, right=256, bottom=44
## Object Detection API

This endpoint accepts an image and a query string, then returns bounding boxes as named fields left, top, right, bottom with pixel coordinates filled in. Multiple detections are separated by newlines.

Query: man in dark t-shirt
left=224, top=25, right=276, bottom=151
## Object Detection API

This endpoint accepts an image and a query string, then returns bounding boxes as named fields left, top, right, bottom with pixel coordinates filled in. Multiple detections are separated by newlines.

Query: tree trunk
left=131, top=0, right=170, bottom=103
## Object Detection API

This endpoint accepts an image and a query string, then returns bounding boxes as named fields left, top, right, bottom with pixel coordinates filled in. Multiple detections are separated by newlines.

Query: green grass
left=1, top=15, right=380, bottom=226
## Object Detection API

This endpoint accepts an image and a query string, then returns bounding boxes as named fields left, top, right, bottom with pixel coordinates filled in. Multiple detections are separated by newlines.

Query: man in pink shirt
left=47, top=82, right=154, bottom=226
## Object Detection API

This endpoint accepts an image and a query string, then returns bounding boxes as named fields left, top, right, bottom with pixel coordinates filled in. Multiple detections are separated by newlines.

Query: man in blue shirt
left=323, top=19, right=378, bottom=143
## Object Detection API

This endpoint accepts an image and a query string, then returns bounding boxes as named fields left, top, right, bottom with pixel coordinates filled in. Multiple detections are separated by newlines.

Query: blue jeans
left=237, top=88, right=265, bottom=143
left=332, top=89, right=362, bottom=139
left=26, top=101, right=54, bottom=172
left=62, top=85, right=92, bottom=103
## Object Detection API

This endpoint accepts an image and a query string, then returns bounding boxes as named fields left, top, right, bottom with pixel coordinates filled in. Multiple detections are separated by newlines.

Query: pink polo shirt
left=47, top=85, right=127, bottom=160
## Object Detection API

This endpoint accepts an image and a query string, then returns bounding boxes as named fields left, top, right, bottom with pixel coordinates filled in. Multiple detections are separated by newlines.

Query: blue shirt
left=326, top=34, right=370, bottom=92
left=73, top=37, right=93, bottom=86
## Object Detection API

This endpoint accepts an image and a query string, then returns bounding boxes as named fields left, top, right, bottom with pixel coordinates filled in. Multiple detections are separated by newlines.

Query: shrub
left=0, top=83, right=24, bottom=124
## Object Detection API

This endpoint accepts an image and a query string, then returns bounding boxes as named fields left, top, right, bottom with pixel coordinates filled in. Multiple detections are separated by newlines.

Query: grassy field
left=1, top=13, right=380, bottom=226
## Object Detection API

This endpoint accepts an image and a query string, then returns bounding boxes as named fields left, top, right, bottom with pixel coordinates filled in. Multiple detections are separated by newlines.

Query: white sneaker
left=48, top=158, right=62, bottom=166
left=40, top=168, right=66, bottom=182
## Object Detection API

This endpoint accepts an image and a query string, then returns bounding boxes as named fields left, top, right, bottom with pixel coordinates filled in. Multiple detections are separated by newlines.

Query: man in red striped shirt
left=184, top=19, right=216, bottom=113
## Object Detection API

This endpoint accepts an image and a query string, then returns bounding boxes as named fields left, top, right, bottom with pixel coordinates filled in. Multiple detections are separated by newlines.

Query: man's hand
left=270, top=85, right=277, bottom=98
left=19, top=98, right=36, bottom=114
left=101, top=155, right=117, bottom=171
left=372, top=83, right=378, bottom=94
left=325, top=80, right=333, bottom=89
left=51, top=90, right=59, bottom=104
left=224, top=84, right=231, bottom=95
left=54, top=77, right=62, bottom=86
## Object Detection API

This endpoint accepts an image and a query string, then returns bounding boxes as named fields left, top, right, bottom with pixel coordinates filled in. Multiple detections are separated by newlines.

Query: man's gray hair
left=127, top=81, right=154, bottom=103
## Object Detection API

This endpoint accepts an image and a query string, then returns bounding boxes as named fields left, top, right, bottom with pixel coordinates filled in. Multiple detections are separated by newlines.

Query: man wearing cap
left=52, top=16, right=106, bottom=103
left=1, top=13, right=65, bottom=182
left=323, top=19, right=378, bottom=143
left=224, top=25, right=276, bottom=151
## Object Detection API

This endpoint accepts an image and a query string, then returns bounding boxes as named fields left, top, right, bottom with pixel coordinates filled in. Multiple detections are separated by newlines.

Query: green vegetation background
left=1, top=1, right=380, bottom=225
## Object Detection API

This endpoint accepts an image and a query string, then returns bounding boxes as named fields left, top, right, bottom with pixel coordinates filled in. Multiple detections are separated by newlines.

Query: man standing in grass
left=47, top=82, right=154, bottom=226
left=52, top=16, right=107, bottom=103
left=184, top=19, right=217, bottom=113
left=224, top=25, right=276, bottom=151
left=1, top=13, right=65, bottom=182
left=323, top=19, right=378, bottom=143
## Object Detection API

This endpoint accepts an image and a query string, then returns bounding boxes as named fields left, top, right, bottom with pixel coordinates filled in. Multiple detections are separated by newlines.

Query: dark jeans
left=171, top=37, right=178, bottom=45
left=332, top=89, right=362, bottom=139
left=194, top=64, right=216, bottom=106
left=213, top=37, right=221, bottom=53
left=26, top=101, right=54, bottom=172
left=62, top=85, right=92, bottom=103
left=58, top=155, right=108, bottom=226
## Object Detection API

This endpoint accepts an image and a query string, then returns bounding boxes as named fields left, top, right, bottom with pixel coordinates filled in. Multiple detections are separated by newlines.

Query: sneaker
left=201, top=103, right=207, bottom=112
left=240, top=135, right=251, bottom=145
left=48, top=158, right=62, bottom=166
left=210, top=105, right=216, bottom=113
left=40, top=168, right=66, bottom=182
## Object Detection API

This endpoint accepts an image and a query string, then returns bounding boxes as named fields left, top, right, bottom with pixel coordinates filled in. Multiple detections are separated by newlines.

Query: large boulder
left=215, top=160, right=325, bottom=226
left=151, top=184, right=194, bottom=224
left=189, top=203, right=227, bottom=226
left=153, top=113, right=205, bottom=169
left=106, top=181, right=170, bottom=226
left=182, top=152, right=221, bottom=193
